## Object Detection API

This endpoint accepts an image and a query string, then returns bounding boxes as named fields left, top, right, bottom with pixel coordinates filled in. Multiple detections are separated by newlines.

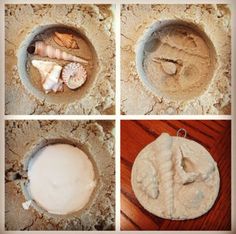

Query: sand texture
left=5, top=4, right=115, bottom=115
left=121, top=4, right=231, bottom=115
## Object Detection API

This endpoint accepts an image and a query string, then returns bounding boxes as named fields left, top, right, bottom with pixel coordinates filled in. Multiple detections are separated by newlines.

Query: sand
left=5, top=4, right=115, bottom=115
left=121, top=4, right=231, bottom=115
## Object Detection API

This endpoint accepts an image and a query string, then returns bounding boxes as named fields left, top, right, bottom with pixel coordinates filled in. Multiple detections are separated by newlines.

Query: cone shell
left=155, top=133, right=174, bottom=218
left=62, top=62, right=87, bottom=90
left=33, top=41, right=88, bottom=64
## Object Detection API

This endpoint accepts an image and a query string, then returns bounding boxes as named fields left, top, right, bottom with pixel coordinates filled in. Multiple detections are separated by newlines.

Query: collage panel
left=121, top=4, right=231, bottom=115
left=1, top=2, right=234, bottom=234
left=121, top=120, right=231, bottom=230
left=5, top=120, right=115, bottom=230
left=5, top=4, right=115, bottom=115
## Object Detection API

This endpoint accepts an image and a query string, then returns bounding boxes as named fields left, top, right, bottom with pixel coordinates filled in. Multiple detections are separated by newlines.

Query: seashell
left=174, top=146, right=199, bottom=185
left=28, top=41, right=88, bottom=64
left=136, top=159, right=159, bottom=199
left=32, top=60, right=63, bottom=93
left=154, top=133, right=174, bottom=217
left=62, top=62, right=87, bottom=90
left=53, top=32, right=79, bottom=49
left=22, top=200, right=32, bottom=210
left=161, top=61, right=177, bottom=75
left=180, top=144, right=215, bottom=180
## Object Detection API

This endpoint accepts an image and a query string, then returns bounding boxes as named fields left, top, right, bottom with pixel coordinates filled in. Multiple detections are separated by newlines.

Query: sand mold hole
left=136, top=20, right=217, bottom=101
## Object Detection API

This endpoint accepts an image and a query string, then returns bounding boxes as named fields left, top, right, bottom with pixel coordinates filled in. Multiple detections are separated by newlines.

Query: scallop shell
left=135, top=159, right=159, bottom=199
left=155, top=133, right=174, bottom=217
left=62, top=62, right=87, bottom=90
left=32, top=60, right=63, bottom=93
left=53, top=32, right=79, bottom=49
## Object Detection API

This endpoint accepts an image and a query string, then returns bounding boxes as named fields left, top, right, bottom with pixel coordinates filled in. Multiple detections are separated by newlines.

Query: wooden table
left=121, top=120, right=231, bottom=230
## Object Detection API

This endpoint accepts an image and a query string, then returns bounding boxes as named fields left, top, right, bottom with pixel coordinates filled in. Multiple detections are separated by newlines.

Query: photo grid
left=0, top=1, right=234, bottom=234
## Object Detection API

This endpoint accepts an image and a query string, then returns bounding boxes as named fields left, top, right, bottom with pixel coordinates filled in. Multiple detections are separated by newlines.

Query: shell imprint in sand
left=131, top=132, right=220, bottom=220
left=28, top=41, right=88, bottom=64
left=141, top=24, right=216, bottom=101
left=28, top=144, right=96, bottom=215
left=32, top=60, right=63, bottom=93
left=53, top=32, right=79, bottom=49
left=62, top=62, right=87, bottom=90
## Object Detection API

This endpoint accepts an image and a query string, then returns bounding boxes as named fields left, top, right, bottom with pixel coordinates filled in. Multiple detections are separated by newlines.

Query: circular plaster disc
left=28, top=144, right=96, bottom=215
left=131, top=133, right=220, bottom=220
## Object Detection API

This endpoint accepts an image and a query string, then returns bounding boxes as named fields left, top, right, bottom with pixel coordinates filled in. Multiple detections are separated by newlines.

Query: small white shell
left=161, top=61, right=177, bottom=75
left=62, top=63, right=87, bottom=90
left=22, top=200, right=32, bottom=210
left=32, top=60, right=63, bottom=93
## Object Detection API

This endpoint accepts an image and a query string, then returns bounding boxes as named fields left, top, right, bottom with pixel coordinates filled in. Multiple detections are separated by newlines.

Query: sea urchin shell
left=62, top=63, right=87, bottom=90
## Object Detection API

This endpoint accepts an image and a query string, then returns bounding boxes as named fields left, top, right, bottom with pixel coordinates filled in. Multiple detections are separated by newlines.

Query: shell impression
left=62, top=63, right=87, bottom=90
left=28, top=41, right=87, bottom=64
left=131, top=132, right=220, bottom=220
left=32, top=60, right=63, bottom=93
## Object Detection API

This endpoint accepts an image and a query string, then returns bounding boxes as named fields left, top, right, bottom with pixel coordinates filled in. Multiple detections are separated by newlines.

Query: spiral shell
left=155, top=133, right=174, bottom=217
left=28, top=41, right=87, bottom=64
left=62, top=62, right=87, bottom=90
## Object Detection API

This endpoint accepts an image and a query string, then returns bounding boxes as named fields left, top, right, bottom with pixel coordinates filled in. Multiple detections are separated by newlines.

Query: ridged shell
left=155, top=133, right=174, bottom=217
left=136, top=159, right=159, bottom=199
left=31, top=41, right=87, bottom=64
left=62, top=62, right=87, bottom=90
left=53, top=32, right=79, bottom=49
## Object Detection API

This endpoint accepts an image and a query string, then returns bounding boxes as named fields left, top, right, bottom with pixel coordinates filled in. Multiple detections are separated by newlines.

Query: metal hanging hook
left=177, top=128, right=187, bottom=138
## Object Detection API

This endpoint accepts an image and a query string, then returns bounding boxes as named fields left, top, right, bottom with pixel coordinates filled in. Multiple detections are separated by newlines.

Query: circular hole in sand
left=22, top=139, right=97, bottom=216
left=18, top=24, right=99, bottom=104
left=136, top=20, right=217, bottom=101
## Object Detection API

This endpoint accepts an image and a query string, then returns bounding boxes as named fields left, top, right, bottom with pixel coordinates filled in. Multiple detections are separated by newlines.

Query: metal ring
left=177, top=128, right=187, bottom=138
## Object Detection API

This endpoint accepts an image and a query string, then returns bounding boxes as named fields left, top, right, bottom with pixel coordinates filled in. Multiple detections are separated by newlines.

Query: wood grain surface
left=121, top=120, right=231, bottom=230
